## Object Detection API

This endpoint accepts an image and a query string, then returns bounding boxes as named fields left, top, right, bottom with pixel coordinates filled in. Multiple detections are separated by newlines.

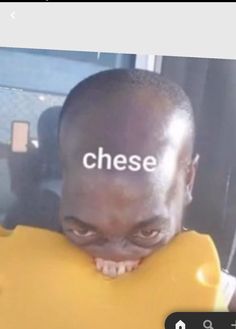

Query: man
left=58, top=68, right=236, bottom=309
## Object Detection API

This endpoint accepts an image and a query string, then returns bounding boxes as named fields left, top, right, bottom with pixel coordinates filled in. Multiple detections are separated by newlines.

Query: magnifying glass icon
left=203, top=320, right=214, bottom=329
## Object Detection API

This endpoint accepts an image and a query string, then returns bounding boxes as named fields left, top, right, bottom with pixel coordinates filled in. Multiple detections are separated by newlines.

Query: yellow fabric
left=0, top=226, right=11, bottom=236
left=0, top=225, right=227, bottom=329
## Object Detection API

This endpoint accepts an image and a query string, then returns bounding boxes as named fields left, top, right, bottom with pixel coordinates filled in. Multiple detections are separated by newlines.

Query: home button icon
left=175, top=320, right=186, bottom=329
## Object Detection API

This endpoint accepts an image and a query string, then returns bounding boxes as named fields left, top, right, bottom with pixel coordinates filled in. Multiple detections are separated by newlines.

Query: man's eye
left=72, top=228, right=96, bottom=238
left=133, top=229, right=159, bottom=239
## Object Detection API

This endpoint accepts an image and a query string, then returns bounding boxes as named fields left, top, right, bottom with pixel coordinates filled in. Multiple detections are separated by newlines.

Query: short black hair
left=60, top=69, right=194, bottom=128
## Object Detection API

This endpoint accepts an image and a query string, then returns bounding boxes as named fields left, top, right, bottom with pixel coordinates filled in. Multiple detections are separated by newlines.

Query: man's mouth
left=95, top=258, right=140, bottom=278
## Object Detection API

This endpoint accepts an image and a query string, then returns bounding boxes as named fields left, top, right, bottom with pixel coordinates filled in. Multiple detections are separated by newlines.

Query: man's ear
left=185, top=154, right=200, bottom=205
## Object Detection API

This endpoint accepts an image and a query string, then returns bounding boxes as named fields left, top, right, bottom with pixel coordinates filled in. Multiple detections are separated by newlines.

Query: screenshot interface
left=1, top=3, right=236, bottom=329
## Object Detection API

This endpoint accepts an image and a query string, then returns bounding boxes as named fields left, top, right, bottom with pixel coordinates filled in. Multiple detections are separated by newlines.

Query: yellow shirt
left=0, top=225, right=227, bottom=329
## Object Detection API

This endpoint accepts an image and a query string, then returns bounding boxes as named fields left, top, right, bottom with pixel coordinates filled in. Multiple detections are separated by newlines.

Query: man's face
left=59, top=88, right=196, bottom=277
left=60, top=147, right=191, bottom=277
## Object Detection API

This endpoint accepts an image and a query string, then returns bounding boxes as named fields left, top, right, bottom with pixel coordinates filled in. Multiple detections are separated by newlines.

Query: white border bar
left=1, top=3, right=236, bottom=60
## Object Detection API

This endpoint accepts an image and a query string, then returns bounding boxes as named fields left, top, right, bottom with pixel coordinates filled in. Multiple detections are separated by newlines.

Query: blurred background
left=0, top=47, right=236, bottom=274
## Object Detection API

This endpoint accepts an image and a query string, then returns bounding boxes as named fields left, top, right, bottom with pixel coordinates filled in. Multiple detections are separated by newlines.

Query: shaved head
left=59, top=69, right=198, bottom=277
left=59, top=69, right=194, bottom=166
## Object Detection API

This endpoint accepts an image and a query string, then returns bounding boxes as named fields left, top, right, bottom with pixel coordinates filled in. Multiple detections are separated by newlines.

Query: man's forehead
left=64, top=170, right=163, bottom=208
left=62, top=168, right=173, bottom=229
left=63, top=121, right=181, bottom=172
left=60, top=84, right=192, bottom=183
left=65, top=145, right=178, bottom=196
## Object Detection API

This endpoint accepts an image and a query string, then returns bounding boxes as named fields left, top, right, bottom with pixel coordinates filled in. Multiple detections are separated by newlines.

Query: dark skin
left=60, top=88, right=195, bottom=259
left=59, top=85, right=236, bottom=310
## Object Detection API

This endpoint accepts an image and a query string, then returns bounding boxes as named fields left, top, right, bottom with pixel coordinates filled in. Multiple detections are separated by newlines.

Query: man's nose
left=100, top=239, right=135, bottom=261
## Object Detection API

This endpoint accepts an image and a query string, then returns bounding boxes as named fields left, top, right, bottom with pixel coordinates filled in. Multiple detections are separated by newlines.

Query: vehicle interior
left=1, top=47, right=236, bottom=275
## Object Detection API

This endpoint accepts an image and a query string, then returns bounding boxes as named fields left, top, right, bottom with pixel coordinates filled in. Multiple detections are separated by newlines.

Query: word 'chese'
left=82, top=147, right=157, bottom=172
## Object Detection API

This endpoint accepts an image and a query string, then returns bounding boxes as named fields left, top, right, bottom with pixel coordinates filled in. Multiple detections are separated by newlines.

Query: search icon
left=203, top=320, right=214, bottom=329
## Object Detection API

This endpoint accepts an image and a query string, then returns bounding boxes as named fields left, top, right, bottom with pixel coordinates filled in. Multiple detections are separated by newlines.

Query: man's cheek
left=167, top=196, right=185, bottom=232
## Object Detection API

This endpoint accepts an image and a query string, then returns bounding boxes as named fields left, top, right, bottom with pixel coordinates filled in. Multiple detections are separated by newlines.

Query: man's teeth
left=95, top=258, right=140, bottom=277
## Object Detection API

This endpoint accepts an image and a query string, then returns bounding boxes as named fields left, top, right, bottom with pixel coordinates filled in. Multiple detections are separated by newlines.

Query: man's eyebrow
left=133, top=216, right=164, bottom=229
left=64, top=216, right=97, bottom=230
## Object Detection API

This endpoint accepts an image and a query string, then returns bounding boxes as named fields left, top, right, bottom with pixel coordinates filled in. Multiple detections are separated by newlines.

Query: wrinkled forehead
left=63, top=170, right=165, bottom=214
left=62, top=164, right=181, bottom=228
left=64, top=169, right=155, bottom=196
